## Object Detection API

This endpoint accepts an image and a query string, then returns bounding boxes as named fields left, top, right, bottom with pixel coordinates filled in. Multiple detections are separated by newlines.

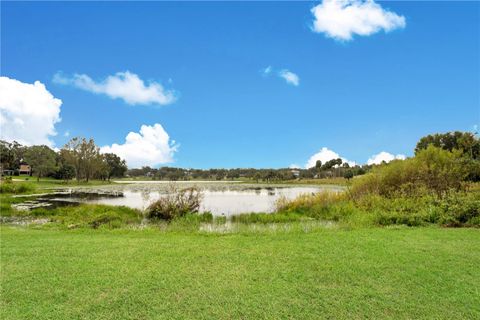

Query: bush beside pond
left=147, top=186, right=202, bottom=221
left=274, top=184, right=480, bottom=227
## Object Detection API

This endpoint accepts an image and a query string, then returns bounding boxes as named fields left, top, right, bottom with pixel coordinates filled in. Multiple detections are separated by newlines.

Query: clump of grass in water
left=146, top=184, right=203, bottom=221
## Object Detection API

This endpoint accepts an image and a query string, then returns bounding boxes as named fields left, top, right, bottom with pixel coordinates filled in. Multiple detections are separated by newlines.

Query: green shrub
left=274, top=186, right=479, bottom=228
left=351, top=146, right=468, bottom=198
left=214, top=215, right=227, bottom=224
left=147, top=185, right=202, bottom=221
left=359, top=191, right=479, bottom=227
left=438, top=192, right=480, bottom=227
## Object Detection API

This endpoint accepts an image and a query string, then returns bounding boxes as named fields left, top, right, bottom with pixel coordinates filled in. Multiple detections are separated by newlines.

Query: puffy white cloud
left=0, top=77, right=62, bottom=147
left=53, top=71, right=176, bottom=106
left=101, top=123, right=178, bottom=168
left=289, top=164, right=301, bottom=169
left=305, top=147, right=355, bottom=168
left=367, top=151, right=406, bottom=165
left=311, top=0, right=406, bottom=41
left=278, top=69, right=300, bottom=86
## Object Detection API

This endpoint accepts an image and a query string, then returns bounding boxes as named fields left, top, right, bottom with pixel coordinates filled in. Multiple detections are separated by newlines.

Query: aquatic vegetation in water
left=147, top=184, right=203, bottom=220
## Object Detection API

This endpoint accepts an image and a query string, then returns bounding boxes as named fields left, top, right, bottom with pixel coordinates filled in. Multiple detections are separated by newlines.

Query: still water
left=69, top=185, right=332, bottom=216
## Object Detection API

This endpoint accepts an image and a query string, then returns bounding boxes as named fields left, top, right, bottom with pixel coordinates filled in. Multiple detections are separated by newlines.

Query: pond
left=15, top=182, right=344, bottom=216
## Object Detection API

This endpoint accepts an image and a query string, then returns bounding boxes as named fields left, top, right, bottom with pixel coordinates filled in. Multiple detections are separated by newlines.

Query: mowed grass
left=1, top=227, right=479, bottom=319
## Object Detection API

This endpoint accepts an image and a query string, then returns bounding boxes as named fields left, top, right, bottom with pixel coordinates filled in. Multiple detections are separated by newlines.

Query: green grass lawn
left=1, top=227, right=479, bottom=319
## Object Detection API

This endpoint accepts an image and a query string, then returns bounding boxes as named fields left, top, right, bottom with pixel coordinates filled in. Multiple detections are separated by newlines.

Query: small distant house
left=19, top=163, right=31, bottom=175
left=1, top=164, right=14, bottom=176
left=290, top=169, right=300, bottom=178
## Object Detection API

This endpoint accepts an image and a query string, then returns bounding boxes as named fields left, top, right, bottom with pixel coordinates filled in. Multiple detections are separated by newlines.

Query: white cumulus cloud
left=305, top=147, right=355, bottom=168
left=101, top=123, right=178, bottom=168
left=278, top=69, right=300, bottom=86
left=0, top=77, right=62, bottom=147
left=311, top=0, right=406, bottom=41
left=53, top=71, right=176, bottom=106
left=367, top=151, right=406, bottom=165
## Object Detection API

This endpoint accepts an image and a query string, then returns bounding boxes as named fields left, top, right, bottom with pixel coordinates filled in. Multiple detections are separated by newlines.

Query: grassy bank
left=1, top=227, right=479, bottom=319
left=3, top=177, right=114, bottom=189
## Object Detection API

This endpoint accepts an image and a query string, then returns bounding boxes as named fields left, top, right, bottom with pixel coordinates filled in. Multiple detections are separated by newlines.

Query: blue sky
left=1, top=1, right=479, bottom=168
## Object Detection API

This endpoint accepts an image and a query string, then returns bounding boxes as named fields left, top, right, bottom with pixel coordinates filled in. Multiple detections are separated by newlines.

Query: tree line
left=126, top=162, right=368, bottom=182
left=1, top=131, right=478, bottom=182
left=0, top=138, right=127, bottom=181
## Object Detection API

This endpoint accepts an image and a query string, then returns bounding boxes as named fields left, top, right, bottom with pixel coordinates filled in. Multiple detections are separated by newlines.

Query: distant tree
left=0, top=141, right=14, bottom=170
left=24, top=145, right=57, bottom=181
left=226, top=170, right=240, bottom=180
left=61, top=137, right=102, bottom=182
left=322, top=158, right=342, bottom=170
left=94, top=155, right=110, bottom=181
left=0, top=140, right=26, bottom=170
left=103, top=153, right=127, bottom=180
left=343, top=169, right=354, bottom=180
left=80, top=138, right=101, bottom=182
left=215, top=169, right=226, bottom=180
left=61, top=137, right=82, bottom=181
left=55, top=164, right=76, bottom=181
left=415, top=131, right=480, bottom=159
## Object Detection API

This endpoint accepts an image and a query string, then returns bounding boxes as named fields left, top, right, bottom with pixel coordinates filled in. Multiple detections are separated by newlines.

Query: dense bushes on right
left=277, top=135, right=480, bottom=227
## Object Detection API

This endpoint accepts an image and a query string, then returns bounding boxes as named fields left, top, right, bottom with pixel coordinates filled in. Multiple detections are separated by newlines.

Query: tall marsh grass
left=273, top=187, right=480, bottom=227
left=0, top=181, right=36, bottom=194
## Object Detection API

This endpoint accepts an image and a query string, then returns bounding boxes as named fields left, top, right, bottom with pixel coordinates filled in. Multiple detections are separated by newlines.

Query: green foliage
left=275, top=191, right=365, bottom=225
left=231, top=211, right=305, bottom=224
left=166, top=212, right=215, bottom=231
left=437, top=191, right=480, bottom=227
left=30, top=204, right=142, bottom=229
left=274, top=186, right=480, bottom=227
left=54, top=164, right=76, bottom=181
left=0, top=182, right=36, bottom=194
left=343, top=169, right=354, bottom=180
left=147, top=185, right=202, bottom=220
left=103, top=153, right=128, bottom=179
left=24, top=145, right=58, bottom=180
left=415, top=131, right=480, bottom=159
left=351, top=146, right=467, bottom=198
left=61, top=137, right=101, bottom=182
left=321, top=158, right=343, bottom=170
left=0, top=140, right=26, bottom=170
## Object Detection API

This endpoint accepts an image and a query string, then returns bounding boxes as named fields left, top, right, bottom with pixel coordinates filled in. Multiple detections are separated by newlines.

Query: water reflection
left=77, top=186, right=323, bottom=216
